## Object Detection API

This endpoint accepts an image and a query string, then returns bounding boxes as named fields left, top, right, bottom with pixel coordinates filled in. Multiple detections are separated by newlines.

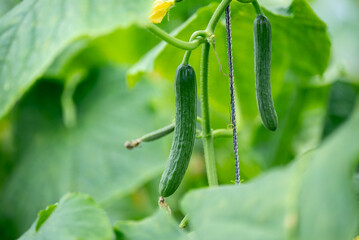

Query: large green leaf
left=231, top=0, right=330, bottom=122
left=250, top=84, right=330, bottom=168
left=129, top=0, right=330, bottom=173
left=181, top=107, right=359, bottom=240
left=0, top=0, right=152, bottom=120
left=0, top=0, right=20, bottom=17
left=129, top=0, right=330, bottom=121
left=1, top=66, right=169, bottom=234
left=19, top=193, right=113, bottom=240
left=127, top=1, right=331, bottom=170
left=311, top=0, right=359, bottom=81
left=229, top=0, right=330, bottom=169
left=115, top=210, right=188, bottom=240
left=321, top=80, right=358, bottom=139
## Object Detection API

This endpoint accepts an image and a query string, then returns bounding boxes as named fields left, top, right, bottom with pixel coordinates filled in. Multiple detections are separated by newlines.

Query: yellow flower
left=149, top=0, right=175, bottom=24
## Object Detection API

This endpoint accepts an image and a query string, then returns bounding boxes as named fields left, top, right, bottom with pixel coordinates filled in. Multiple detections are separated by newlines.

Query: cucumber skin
left=254, top=14, right=278, bottom=131
left=159, top=64, right=197, bottom=197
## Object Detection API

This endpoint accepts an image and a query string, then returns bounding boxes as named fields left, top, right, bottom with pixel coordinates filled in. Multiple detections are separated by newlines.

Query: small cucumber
left=254, top=14, right=278, bottom=131
left=159, top=64, right=197, bottom=197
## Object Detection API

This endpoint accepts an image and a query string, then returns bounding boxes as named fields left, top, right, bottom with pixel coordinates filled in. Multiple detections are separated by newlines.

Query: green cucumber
left=254, top=14, right=278, bottom=131
left=159, top=64, right=197, bottom=197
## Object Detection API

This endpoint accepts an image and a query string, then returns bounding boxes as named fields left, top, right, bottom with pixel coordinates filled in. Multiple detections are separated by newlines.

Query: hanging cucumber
left=253, top=14, right=278, bottom=131
left=159, top=63, right=197, bottom=197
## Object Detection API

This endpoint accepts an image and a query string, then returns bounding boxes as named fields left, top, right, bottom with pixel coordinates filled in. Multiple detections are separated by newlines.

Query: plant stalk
left=179, top=215, right=189, bottom=228
left=124, top=123, right=175, bottom=149
left=252, top=0, right=263, bottom=15
left=147, top=23, right=204, bottom=50
left=212, top=129, right=233, bottom=138
left=200, top=42, right=218, bottom=187
left=206, top=0, right=232, bottom=33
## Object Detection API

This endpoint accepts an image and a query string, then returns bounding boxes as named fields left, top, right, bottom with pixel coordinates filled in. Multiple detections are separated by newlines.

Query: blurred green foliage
left=0, top=0, right=358, bottom=239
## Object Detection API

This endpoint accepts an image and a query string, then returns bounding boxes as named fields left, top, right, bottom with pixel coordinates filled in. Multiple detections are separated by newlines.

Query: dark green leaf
left=322, top=80, right=358, bottom=139
left=0, top=0, right=152, bottom=119
left=19, top=193, right=113, bottom=240
left=182, top=108, right=359, bottom=240
left=115, top=210, right=188, bottom=240
left=0, top=0, right=20, bottom=17
left=1, top=66, right=168, bottom=233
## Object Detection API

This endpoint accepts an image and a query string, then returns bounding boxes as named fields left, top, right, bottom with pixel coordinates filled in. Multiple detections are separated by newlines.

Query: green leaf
left=311, top=0, right=359, bottom=81
left=127, top=43, right=167, bottom=87
left=321, top=80, right=358, bottom=139
left=0, top=0, right=20, bottom=17
left=129, top=0, right=330, bottom=125
left=251, top=84, right=330, bottom=168
left=1, top=66, right=169, bottom=233
left=128, top=0, right=331, bottom=172
left=115, top=210, right=188, bottom=240
left=19, top=193, right=113, bottom=240
left=182, top=108, right=359, bottom=240
left=231, top=0, right=331, bottom=122
left=0, top=0, right=152, bottom=120
left=257, top=0, right=292, bottom=9
left=35, top=204, right=57, bottom=232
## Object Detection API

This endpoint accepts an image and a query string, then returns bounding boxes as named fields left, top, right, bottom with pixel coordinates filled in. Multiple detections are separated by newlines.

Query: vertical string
left=225, top=5, right=240, bottom=184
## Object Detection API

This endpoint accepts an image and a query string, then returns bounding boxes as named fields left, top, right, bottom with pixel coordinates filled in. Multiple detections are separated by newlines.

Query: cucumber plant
left=126, top=0, right=278, bottom=217
left=0, top=0, right=344, bottom=238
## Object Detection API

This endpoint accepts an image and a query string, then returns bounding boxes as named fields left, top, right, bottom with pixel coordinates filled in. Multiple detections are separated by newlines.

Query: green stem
left=182, top=51, right=192, bottom=65
left=141, top=124, right=175, bottom=142
left=200, top=42, right=218, bottom=186
left=179, top=215, right=189, bottom=228
left=207, top=0, right=232, bottom=33
left=124, top=123, right=175, bottom=149
left=180, top=45, right=219, bottom=227
left=252, top=0, right=263, bottom=15
left=147, top=23, right=204, bottom=50
left=182, top=31, right=211, bottom=64
left=212, top=129, right=233, bottom=138
left=61, top=71, right=85, bottom=128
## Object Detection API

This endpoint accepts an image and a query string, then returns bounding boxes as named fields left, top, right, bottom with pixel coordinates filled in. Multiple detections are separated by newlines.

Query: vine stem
left=179, top=215, right=189, bottom=228
left=252, top=0, right=263, bottom=15
left=147, top=24, right=204, bottom=50
left=147, top=0, right=232, bottom=51
left=207, top=0, right=232, bottom=33
left=200, top=42, right=218, bottom=187
left=212, top=129, right=233, bottom=138
left=225, top=6, right=240, bottom=184
left=182, top=31, right=210, bottom=64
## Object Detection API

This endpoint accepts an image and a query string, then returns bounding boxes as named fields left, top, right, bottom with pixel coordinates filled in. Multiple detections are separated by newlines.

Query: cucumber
left=253, top=14, right=278, bottom=131
left=159, top=64, right=197, bottom=197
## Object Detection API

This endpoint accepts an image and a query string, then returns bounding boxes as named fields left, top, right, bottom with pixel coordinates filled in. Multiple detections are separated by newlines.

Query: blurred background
left=0, top=0, right=358, bottom=239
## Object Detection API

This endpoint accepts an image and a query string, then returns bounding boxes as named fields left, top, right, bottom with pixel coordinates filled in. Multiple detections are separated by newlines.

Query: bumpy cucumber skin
left=254, top=14, right=278, bottom=131
left=159, top=64, right=197, bottom=197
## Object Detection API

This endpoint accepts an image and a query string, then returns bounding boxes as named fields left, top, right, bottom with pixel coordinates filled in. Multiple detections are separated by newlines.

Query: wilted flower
left=149, top=0, right=175, bottom=24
